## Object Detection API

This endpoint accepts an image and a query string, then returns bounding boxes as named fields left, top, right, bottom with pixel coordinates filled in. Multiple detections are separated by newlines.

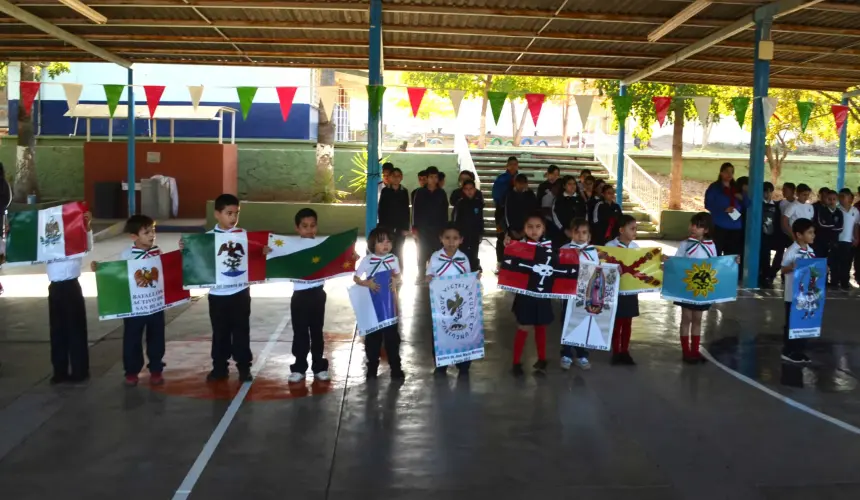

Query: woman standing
left=705, top=162, right=745, bottom=257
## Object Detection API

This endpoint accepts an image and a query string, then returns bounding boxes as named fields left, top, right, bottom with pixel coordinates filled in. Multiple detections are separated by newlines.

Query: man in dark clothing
left=491, top=156, right=518, bottom=270
left=504, top=174, right=538, bottom=240
left=413, top=166, right=448, bottom=276
left=760, top=182, right=781, bottom=286
left=378, top=167, right=410, bottom=263
left=453, top=179, right=485, bottom=271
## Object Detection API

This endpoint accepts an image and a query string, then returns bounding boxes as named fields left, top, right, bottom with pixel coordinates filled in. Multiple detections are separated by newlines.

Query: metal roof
left=1, top=0, right=859, bottom=91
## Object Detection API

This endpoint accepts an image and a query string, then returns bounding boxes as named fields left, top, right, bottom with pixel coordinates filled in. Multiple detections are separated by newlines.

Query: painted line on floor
left=171, top=314, right=291, bottom=500
left=701, top=347, right=860, bottom=437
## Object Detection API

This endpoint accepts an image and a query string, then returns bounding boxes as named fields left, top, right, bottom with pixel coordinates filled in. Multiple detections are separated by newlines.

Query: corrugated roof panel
left=386, top=31, right=527, bottom=48
left=778, top=8, right=860, bottom=30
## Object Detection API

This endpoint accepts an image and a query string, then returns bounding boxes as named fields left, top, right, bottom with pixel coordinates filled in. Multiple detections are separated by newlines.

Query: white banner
left=449, top=89, right=466, bottom=118
left=214, top=231, right=249, bottom=289
left=561, top=262, right=620, bottom=351
left=430, top=272, right=484, bottom=367
left=188, top=85, right=204, bottom=110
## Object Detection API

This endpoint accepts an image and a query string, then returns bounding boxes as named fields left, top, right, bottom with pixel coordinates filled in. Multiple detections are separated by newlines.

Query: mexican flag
left=182, top=230, right=268, bottom=290
left=95, top=250, right=190, bottom=320
left=266, top=228, right=358, bottom=283
left=5, top=202, right=89, bottom=265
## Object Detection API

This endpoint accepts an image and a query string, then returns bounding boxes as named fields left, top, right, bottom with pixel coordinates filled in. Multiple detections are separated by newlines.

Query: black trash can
left=94, top=181, right=122, bottom=219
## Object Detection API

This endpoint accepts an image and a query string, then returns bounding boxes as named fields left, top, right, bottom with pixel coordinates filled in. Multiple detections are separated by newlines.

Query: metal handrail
left=593, top=130, right=662, bottom=223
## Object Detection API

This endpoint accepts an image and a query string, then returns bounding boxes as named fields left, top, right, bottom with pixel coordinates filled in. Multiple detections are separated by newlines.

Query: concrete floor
left=1, top=236, right=860, bottom=500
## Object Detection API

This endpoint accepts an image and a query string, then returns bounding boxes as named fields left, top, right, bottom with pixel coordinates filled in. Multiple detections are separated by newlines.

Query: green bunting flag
left=487, top=91, right=507, bottom=125
left=611, top=95, right=633, bottom=123
left=732, top=97, right=751, bottom=128
left=236, top=86, right=257, bottom=120
left=366, top=85, right=386, bottom=119
left=103, top=84, right=125, bottom=118
left=796, top=101, right=815, bottom=133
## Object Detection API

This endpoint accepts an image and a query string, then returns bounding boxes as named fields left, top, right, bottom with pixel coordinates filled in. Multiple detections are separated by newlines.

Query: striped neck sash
left=369, top=254, right=396, bottom=275
left=798, top=247, right=815, bottom=259
left=525, top=239, right=552, bottom=248
left=213, top=226, right=242, bottom=233
left=569, top=243, right=597, bottom=260
left=131, top=245, right=160, bottom=259
left=685, top=239, right=716, bottom=258
left=435, top=253, right=467, bottom=275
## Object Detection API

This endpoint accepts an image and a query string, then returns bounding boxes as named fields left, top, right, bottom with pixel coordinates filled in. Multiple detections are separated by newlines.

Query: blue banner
left=661, top=256, right=738, bottom=305
left=789, top=258, right=827, bottom=339
left=348, top=270, right=398, bottom=337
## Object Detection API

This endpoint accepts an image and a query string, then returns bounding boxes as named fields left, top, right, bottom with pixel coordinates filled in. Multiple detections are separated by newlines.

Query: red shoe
left=124, top=374, right=139, bottom=387
left=149, top=372, right=165, bottom=386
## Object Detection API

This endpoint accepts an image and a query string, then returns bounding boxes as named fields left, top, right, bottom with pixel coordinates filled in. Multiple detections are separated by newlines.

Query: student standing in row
left=551, top=175, right=586, bottom=249
left=504, top=174, right=538, bottom=240
left=492, top=157, right=518, bottom=271
left=760, top=182, right=781, bottom=286
left=814, top=189, right=842, bottom=286
left=606, top=215, right=640, bottom=365
left=592, top=184, right=622, bottom=246
left=378, top=167, right=410, bottom=264
left=780, top=218, right=816, bottom=365
left=834, top=189, right=858, bottom=290
left=452, top=179, right=484, bottom=272
left=559, top=218, right=597, bottom=371
left=782, top=183, right=813, bottom=243
left=413, top=166, right=449, bottom=276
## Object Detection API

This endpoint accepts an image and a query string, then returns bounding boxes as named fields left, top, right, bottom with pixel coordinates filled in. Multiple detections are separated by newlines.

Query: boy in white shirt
left=780, top=218, right=817, bottom=365
left=834, top=189, right=859, bottom=290
left=781, top=183, right=813, bottom=241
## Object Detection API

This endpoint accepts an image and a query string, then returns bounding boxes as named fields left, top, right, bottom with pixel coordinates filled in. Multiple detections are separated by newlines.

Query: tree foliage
left=0, top=62, right=70, bottom=88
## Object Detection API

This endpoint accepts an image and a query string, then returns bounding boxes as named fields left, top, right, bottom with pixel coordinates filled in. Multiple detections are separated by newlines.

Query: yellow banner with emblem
left=596, top=246, right=663, bottom=295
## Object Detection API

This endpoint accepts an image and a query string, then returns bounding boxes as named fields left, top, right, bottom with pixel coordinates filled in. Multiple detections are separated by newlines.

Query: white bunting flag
left=319, top=86, right=339, bottom=121
left=693, top=96, right=712, bottom=128
left=762, top=97, right=779, bottom=128
left=61, top=83, right=83, bottom=113
left=188, top=85, right=204, bottom=111
left=574, top=95, right=595, bottom=129
left=449, top=89, right=466, bottom=117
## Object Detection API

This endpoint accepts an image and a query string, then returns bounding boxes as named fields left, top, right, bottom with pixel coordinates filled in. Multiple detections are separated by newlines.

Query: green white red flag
left=95, top=250, right=190, bottom=320
left=266, top=228, right=358, bottom=283
left=4, top=202, right=89, bottom=265
left=181, top=231, right=268, bottom=289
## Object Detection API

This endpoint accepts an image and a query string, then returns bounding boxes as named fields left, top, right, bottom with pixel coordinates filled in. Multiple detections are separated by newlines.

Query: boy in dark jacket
left=378, top=167, right=411, bottom=263
left=413, top=166, right=449, bottom=274
left=814, top=189, right=843, bottom=285
left=551, top=175, right=586, bottom=248
left=760, top=182, right=781, bottom=286
left=504, top=174, right=538, bottom=239
left=453, top=179, right=485, bottom=271
left=592, top=184, right=623, bottom=245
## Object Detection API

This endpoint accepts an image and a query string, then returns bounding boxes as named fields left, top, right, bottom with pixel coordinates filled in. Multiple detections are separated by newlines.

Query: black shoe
left=457, top=367, right=470, bottom=377
left=533, top=360, right=548, bottom=374
left=206, top=370, right=229, bottom=382
left=512, top=364, right=525, bottom=377
left=50, top=373, right=69, bottom=385
left=622, top=353, right=636, bottom=365
left=238, top=370, right=253, bottom=382
left=68, top=373, right=90, bottom=383
left=390, top=368, right=406, bottom=380
left=433, top=366, right=448, bottom=377
left=610, top=354, right=624, bottom=365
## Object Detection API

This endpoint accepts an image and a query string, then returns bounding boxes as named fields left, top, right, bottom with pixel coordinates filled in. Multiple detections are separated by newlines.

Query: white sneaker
left=576, top=357, right=592, bottom=370
left=560, top=356, right=573, bottom=370
left=287, top=372, right=306, bottom=383
left=315, top=371, right=331, bottom=382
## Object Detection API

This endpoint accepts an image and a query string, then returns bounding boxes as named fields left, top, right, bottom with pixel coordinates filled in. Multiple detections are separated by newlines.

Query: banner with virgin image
left=561, top=261, right=620, bottom=351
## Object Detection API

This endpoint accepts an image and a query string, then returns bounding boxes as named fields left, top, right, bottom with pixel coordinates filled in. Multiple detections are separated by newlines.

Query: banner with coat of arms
left=596, top=246, right=663, bottom=295
left=789, top=258, right=827, bottom=339
left=181, top=231, right=268, bottom=289
left=561, top=262, right=620, bottom=351
left=661, top=256, right=738, bottom=305
left=4, top=202, right=89, bottom=265
left=430, top=272, right=485, bottom=367
left=95, top=250, right=190, bottom=320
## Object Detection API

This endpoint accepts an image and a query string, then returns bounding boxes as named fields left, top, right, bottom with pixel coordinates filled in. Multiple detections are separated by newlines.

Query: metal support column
left=127, top=67, right=136, bottom=216
left=836, top=95, right=849, bottom=192
left=742, top=18, right=772, bottom=289
left=365, top=0, right=383, bottom=234
left=615, top=84, right=627, bottom=206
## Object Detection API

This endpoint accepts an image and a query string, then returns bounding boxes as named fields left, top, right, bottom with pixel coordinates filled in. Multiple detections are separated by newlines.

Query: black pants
left=760, top=234, right=780, bottom=281
left=854, top=246, right=860, bottom=283
left=832, top=242, right=853, bottom=287
left=208, top=288, right=252, bottom=372
left=391, top=231, right=406, bottom=266
left=559, top=299, right=588, bottom=359
left=48, top=279, right=89, bottom=378
left=783, top=301, right=807, bottom=356
left=494, top=206, right=505, bottom=264
left=461, top=234, right=482, bottom=272
left=290, top=286, right=329, bottom=374
left=123, top=311, right=165, bottom=375
left=714, top=226, right=743, bottom=258
left=364, top=324, right=401, bottom=372
left=418, top=230, right=441, bottom=273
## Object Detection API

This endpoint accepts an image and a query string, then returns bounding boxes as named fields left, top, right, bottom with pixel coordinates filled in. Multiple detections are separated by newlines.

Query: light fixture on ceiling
left=647, top=0, right=711, bottom=43
left=59, top=0, right=108, bottom=25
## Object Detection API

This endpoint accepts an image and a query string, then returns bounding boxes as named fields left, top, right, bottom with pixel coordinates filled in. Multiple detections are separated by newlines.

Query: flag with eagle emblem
left=95, top=250, right=190, bottom=320
left=181, top=230, right=268, bottom=289
left=497, top=241, right=579, bottom=298
left=4, top=202, right=89, bottom=265
left=430, top=272, right=484, bottom=367
left=266, top=228, right=358, bottom=283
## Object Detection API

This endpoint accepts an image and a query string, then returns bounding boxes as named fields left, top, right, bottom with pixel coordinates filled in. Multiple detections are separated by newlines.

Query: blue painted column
left=616, top=84, right=627, bottom=206
left=127, top=67, right=136, bottom=216
left=742, top=18, right=772, bottom=289
left=365, top=0, right=383, bottom=234
left=836, top=95, right=849, bottom=192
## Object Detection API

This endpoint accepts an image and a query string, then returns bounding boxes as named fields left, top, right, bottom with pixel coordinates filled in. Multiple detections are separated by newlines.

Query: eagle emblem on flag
left=134, top=267, right=160, bottom=288
left=498, top=242, right=579, bottom=298
left=218, top=240, right=246, bottom=277
left=40, top=217, right=62, bottom=246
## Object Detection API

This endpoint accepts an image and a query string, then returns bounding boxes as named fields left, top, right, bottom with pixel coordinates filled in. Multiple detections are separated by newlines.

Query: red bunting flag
left=276, top=86, right=298, bottom=121
left=143, top=85, right=165, bottom=119
left=19, top=81, right=41, bottom=117
left=407, top=87, right=426, bottom=117
left=525, top=93, right=546, bottom=126
left=832, top=104, right=849, bottom=134
left=653, top=96, right=672, bottom=127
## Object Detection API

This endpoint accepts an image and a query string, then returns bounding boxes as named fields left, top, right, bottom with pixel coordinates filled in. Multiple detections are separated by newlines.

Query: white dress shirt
left=838, top=206, right=859, bottom=243
left=675, top=238, right=717, bottom=258
left=605, top=238, right=639, bottom=249
left=426, top=249, right=470, bottom=277
left=46, top=231, right=94, bottom=283
left=356, top=253, right=401, bottom=279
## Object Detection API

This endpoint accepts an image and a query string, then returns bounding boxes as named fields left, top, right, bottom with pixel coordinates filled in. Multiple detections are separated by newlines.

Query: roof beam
left=648, top=0, right=713, bottom=42
left=0, top=0, right=131, bottom=67
left=621, top=0, right=826, bottom=86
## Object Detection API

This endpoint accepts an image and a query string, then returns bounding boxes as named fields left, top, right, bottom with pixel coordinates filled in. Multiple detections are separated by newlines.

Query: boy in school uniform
left=377, top=162, right=394, bottom=201
left=780, top=218, right=817, bottom=365
left=536, top=165, right=560, bottom=204
left=452, top=179, right=485, bottom=272
left=760, top=182, right=781, bottom=286
left=814, top=189, right=842, bottom=285
left=591, top=184, right=623, bottom=246
left=834, top=189, right=858, bottom=290
left=450, top=171, right=483, bottom=207
left=782, top=183, right=814, bottom=242
left=288, top=208, right=331, bottom=383
left=551, top=175, right=586, bottom=248
left=437, top=171, right=447, bottom=190
left=378, top=167, right=411, bottom=264
left=504, top=174, right=538, bottom=240
left=412, top=166, right=449, bottom=274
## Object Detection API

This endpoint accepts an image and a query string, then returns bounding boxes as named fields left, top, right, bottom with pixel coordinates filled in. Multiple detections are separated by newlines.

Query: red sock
left=534, top=325, right=547, bottom=361
left=513, top=329, right=528, bottom=364
left=612, top=322, right=623, bottom=354
left=680, top=334, right=690, bottom=356
left=621, top=319, right=633, bottom=353
left=691, top=335, right=701, bottom=356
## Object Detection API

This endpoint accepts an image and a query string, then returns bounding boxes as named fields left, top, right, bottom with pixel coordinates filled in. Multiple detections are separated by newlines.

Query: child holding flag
left=780, top=218, right=817, bottom=365
left=560, top=218, right=598, bottom=371
left=605, top=214, right=640, bottom=365
left=354, top=227, right=404, bottom=380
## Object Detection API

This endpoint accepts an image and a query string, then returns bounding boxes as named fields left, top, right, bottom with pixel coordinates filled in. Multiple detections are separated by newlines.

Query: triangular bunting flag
left=693, top=96, right=712, bottom=127
left=318, top=86, right=338, bottom=121
left=61, top=83, right=82, bottom=113
left=796, top=101, right=815, bottom=133
left=731, top=97, right=751, bottom=128
left=236, top=86, right=257, bottom=120
left=487, top=91, right=507, bottom=125
left=366, top=85, right=386, bottom=119
left=573, top=95, right=595, bottom=129
left=832, top=104, right=849, bottom=134
left=449, top=89, right=466, bottom=117
left=611, top=95, right=633, bottom=123
left=407, top=87, right=427, bottom=118
left=275, top=86, right=298, bottom=122
left=762, top=96, right=778, bottom=129
left=188, top=85, right=204, bottom=111
left=525, top=93, right=546, bottom=126
left=19, top=82, right=40, bottom=117
left=103, top=84, right=125, bottom=118
left=143, top=85, right=165, bottom=119
left=652, top=96, right=672, bottom=127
